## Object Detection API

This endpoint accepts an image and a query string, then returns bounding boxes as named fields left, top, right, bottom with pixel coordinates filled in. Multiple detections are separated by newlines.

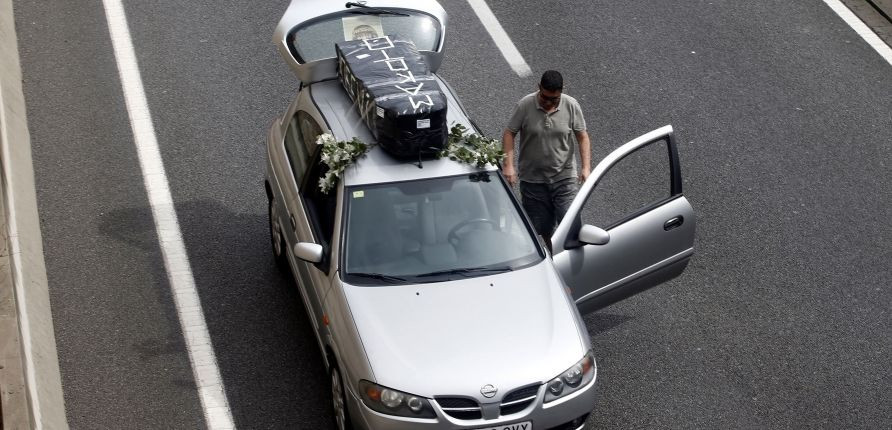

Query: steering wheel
left=447, top=218, right=500, bottom=245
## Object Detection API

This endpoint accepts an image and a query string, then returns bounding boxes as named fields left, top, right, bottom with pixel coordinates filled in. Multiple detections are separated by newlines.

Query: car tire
left=331, top=365, right=353, bottom=430
left=268, top=197, right=289, bottom=272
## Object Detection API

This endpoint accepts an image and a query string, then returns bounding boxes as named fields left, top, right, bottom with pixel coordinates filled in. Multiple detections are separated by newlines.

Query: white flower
left=316, top=133, right=372, bottom=194
left=316, top=133, right=335, bottom=146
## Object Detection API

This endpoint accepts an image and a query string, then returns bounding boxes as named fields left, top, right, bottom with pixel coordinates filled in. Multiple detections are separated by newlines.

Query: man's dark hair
left=540, top=70, right=563, bottom=91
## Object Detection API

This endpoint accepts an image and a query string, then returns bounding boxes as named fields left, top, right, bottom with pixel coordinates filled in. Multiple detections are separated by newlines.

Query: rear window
left=289, top=11, right=441, bottom=63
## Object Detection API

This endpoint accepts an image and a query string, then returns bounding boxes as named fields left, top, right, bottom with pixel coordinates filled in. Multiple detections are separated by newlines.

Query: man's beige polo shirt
left=507, top=92, right=587, bottom=184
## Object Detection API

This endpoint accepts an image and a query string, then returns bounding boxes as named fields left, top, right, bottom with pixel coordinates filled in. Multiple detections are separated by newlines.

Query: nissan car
left=264, top=1, right=696, bottom=429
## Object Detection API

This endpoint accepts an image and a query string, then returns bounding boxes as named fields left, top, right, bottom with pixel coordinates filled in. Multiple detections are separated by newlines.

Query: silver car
left=264, top=1, right=696, bottom=429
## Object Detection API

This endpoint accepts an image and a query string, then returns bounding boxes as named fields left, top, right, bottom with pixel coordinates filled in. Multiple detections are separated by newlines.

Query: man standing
left=502, top=70, right=591, bottom=250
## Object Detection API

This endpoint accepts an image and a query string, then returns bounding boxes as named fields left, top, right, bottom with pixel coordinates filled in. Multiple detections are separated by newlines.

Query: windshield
left=289, top=11, right=440, bottom=63
left=343, top=173, right=543, bottom=285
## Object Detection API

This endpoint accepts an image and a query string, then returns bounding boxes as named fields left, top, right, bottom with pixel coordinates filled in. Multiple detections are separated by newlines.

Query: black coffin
left=336, top=35, right=447, bottom=159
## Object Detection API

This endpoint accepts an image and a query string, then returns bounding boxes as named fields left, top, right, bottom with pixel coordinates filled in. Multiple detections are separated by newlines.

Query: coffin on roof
left=336, top=35, right=447, bottom=159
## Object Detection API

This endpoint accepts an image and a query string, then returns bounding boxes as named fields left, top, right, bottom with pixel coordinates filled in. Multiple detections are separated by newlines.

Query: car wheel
left=331, top=365, right=353, bottom=430
left=268, top=197, right=289, bottom=271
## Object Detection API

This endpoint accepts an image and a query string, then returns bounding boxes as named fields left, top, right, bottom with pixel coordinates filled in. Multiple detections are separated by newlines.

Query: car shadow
left=99, top=200, right=335, bottom=429
left=583, top=312, right=635, bottom=336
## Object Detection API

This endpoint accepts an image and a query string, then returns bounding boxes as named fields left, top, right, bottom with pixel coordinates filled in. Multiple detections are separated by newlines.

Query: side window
left=579, top=137, right=673, bottom=229
left=283, top=114, right=311, bottom=185
left=294, top=112, right=337, bottom=259
left=298, top=111, right=323, bottom=154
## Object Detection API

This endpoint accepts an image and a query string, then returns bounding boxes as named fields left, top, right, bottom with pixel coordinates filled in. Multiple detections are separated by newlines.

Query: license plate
left=473, top=421, right=532, bottom=430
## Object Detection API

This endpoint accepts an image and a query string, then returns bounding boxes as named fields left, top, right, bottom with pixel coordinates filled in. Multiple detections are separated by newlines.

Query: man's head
left=538, top=70, right=563, bottom=110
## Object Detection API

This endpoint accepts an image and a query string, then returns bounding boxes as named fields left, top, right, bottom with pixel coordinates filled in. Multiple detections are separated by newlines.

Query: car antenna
left=345, top=2, right=410, bottom=16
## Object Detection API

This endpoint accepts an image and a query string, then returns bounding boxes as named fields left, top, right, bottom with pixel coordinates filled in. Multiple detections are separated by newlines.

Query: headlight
left=359, top=380, right=436, bottom=418
left=544, top=351, right=596, bottom=403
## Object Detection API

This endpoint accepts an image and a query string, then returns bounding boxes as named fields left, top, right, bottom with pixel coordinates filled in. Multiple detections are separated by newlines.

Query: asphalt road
left=13, top=0, right=892, bottom=428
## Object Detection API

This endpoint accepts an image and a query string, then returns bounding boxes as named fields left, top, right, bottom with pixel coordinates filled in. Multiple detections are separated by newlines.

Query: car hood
left=342, top=260, right=589, bottom=403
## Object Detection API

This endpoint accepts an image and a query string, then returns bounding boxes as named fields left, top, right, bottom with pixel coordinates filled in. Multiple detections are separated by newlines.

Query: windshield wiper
left=345, top=2, right=410, bottom=16
left=348, top=272, right=409, bottom=283
left=416, top=266, right=513, bottom=278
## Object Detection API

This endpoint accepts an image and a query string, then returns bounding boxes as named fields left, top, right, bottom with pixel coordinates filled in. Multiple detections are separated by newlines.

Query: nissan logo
left=480, top=384, right=498, bottom=398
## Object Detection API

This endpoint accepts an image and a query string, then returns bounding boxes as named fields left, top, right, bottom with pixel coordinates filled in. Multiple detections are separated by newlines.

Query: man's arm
left=502, top=129, right=518, bottom=186
left=575, top=130, right=591, bottom=184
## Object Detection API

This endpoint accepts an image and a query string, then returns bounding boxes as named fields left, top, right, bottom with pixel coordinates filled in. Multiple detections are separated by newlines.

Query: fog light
left=571, top=413, right=590, bottom=427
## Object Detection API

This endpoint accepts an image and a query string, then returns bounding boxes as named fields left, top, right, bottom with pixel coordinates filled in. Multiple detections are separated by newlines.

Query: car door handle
left=290, top=214, right=297, bottom=231
left=663, top=216, right=684, bottom=231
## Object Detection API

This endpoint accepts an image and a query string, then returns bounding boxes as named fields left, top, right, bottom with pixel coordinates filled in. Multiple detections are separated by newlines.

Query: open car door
left=552, top=125, right=696, bottom=315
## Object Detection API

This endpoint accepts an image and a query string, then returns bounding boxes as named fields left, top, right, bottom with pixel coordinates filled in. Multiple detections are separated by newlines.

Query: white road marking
left=465, top=0, right=534, bottom=77
left=100, top=1, right=235, bottom=428
left=823, top=0, right=892, bottom=65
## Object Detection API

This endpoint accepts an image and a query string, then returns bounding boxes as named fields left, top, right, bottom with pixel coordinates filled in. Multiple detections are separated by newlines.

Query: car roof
left=308, top=78, right=497, bottom=187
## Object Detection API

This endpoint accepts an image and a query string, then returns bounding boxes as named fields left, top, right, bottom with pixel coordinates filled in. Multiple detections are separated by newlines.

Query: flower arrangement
left=441, top=124, right=505, bottom=168
left=315, top=124, right=504, bottom=193
left=316, top=133, right=369, bottom=194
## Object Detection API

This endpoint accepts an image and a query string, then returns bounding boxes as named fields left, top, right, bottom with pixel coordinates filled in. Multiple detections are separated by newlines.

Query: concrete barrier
left=2, top=169, right=29, bottom=429
left=844, top=0, right=892, bottom=44
left=871, top=0, right=892, bottom=18
left=0, top=0, right=69, bottom=427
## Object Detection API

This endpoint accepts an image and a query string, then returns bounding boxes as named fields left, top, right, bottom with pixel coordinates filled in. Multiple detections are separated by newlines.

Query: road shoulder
left=844, top=0, right=892, bottom=45
left=0, top=0, right=68, bottom=427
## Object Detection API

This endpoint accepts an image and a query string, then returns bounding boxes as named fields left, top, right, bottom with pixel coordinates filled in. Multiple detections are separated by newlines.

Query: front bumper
left=348, top=376, right=596, bottom=430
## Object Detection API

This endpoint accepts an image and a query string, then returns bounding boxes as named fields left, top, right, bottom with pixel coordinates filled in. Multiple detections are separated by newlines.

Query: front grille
left=435, top=397, right=477, bottom=408
left=437, top=383, right=541, bottom=420
left=435, top=397, right=482, bottom=420
left=499, top=384, right=540, bottom=416
left=502, top=384, right=541, bottom=403
left=500, top=401, right=531, bottom=416
left=445, top=409, right=484, bottom=420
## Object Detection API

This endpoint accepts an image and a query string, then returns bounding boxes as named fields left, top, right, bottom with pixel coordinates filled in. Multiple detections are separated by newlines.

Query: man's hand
left=502, top=128, right=518, bottom=187
left=578, top=168, right=590, bottom=185
left=504, top=165, right=518, bottom=187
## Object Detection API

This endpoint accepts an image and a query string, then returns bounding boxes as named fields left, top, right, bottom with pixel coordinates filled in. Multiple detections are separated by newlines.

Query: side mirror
left=578, top=224, right=610, bottom=245
left=294, top=242, right=323, bottom=263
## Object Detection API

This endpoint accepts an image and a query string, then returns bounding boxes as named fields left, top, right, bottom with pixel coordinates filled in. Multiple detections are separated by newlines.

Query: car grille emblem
left=480, top=384, right=498, bottom=398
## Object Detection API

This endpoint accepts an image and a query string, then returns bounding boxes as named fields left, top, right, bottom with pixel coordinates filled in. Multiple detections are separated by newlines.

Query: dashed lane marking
left=465, top=0, right=534, bottom=77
